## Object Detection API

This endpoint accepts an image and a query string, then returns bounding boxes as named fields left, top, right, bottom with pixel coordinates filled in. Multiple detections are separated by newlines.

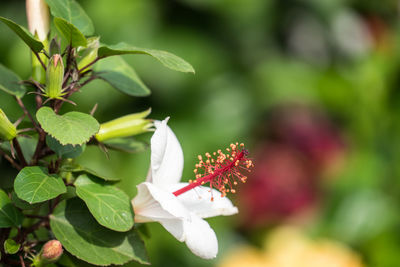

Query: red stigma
left=173, top=142, right=254, bottom=200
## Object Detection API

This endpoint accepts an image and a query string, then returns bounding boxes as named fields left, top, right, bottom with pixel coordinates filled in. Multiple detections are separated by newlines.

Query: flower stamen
left=173, top=142, right=254, bottom=200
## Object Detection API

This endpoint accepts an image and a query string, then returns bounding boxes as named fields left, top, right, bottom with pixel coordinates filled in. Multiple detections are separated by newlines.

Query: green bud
left=31, top=37, right=48, bottom=84
left=77, top=37, right=100, bottom=70
left=45, top=54, right=65, bottom=99
left=49, top=37, right=61, bottom=57
left=95, top=108, right=153, bottom=142
left=0, top=109, right=17, bottom=141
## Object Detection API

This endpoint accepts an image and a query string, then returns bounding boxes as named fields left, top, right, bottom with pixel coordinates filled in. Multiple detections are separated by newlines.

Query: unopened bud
left=0, top=109, right=17, bottom=141
left=78, top=37, right=100, bottom=71
left=95, top=108, right=153, bottom=142
left=45, top=54, right=65, bottom=99
left=42, top=240, right=63, bottom=261
left=26, top=0, right=50, bottom=41
left=49, top=37, right=61, bottom=57
left=32, top=240, right=63, bottom=266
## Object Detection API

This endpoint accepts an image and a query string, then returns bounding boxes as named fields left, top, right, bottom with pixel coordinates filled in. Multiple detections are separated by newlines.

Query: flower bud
left=42, top=240, right=63, bottom=261
left=45, top=54, right=65, bottom=99
left=95, top=109, right=153, bottom=142
left=77, top=37, right=100, bottom=71
left=26, top=0, right=50, bottom=41
left=0, top=109, right=17, bottom=141
left=32, top=240, right=63, bottom=266
left=49, top=37, right=61, bottom=57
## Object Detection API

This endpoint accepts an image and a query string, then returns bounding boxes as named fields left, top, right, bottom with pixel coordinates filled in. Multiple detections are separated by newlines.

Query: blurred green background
left=2, top=0, right=400, bottom=266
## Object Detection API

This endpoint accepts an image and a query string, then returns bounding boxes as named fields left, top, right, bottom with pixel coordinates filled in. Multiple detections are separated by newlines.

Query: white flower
left=132, top=118, right=238, bottom=259
left=26, top=0, right=50, bottom=41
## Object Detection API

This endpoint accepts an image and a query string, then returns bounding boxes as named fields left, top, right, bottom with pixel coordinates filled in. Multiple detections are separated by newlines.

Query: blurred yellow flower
left=218, top=226, right=364, bottom=267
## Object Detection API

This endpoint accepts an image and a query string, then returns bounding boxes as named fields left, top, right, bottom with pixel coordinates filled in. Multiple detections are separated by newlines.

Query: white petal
left=132, top=182, right=189, bottom=223
left=168, top=183, right=239, bottom=219
left=183, top=214, right=218, bottom=259
left=160, top=218, right=185, bottom=242
left=149, top=118, right=184, bottom=186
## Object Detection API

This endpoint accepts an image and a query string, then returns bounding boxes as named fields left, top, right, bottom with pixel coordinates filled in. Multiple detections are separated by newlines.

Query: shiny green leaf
left=0, top=64, right=26, bottom=98
left=46, top=0, right=94, bottom=36
left=54, top=17, right=87, bottom=47
left=75, top=174, right=133, bottom=232
left=95, top=56, right=150, bottom=96
left=46, top=135, right=85, bottom=158
left=36, top=107, right=99, bottom=146
left=0, top=16, right=44, bottom=53
left=103, top=137, right=148, bottom=153
left=4, top=239, right=20, bottom=254
left=50, top=199, right=149, bottom=265
left=98, top=42, right=195, bottom=73
left=14, top=166, right=66, bottom=204
left=0, top=189, right=23, bottom=227
left=60, top=163, right=120, bottom=181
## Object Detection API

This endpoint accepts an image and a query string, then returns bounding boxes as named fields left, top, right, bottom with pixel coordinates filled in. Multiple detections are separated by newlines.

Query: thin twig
left=15, top=97, right=40, bottom=132
left=80, top=75, right=98, bottom=88
left=12, top=139, right=27, bottom=167
left=19, top=254, right=26, bottom=267
left=31, top=130, right=46, bottom=165
left=78, top=56, right=100, bottom=74
left=33, top=51, right=47, bottom=70
left=0, top=152, right=20, bottom=172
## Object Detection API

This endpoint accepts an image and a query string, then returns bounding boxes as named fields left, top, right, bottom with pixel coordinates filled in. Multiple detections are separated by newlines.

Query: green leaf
left=14, top=166, right=66, bottom=204
left=75, top=174, right=133, bottom=232
left=4, top=239, right=20, bottom=254
left=45, top=0, right=94, bottom=36
left=60, top=163, right=120, bottom=181
left=95, top=56, right=150, bottom=96
left=36, top=107, right=99, bottom=146
left=11, top=191, right=40, bottom=210
left=46, top=135, right=85, bottom=158
left=98, top=42, right=195, bottom=73
left=50, top=198, right=149, bottom=266
left=0, top=189, right=23, bottom=228
left=0, top=16, right=44, bottom=53
left=0, top=64, right=26, bottom=98
left=54, top=17, right=87, bottom=47
left=103, top=137, right=148, bottom=153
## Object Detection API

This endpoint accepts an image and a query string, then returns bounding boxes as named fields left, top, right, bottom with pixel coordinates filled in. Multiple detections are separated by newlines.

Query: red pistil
left=173, top=142, right=254, bottom=200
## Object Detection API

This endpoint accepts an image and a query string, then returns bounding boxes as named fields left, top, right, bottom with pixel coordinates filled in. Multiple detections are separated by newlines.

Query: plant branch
left=31, top=129, right=46, bottom=165
left=15, top=97, right=40, bottom=132
left=12, top=139, right=27, bottom=167
left=19, top=255, right=26, bottom=267
left=0, top=149, right=21, bottom=170
left=33, top=51, right=47, bottom=70
left=78, top=56, right=101, bottom=74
